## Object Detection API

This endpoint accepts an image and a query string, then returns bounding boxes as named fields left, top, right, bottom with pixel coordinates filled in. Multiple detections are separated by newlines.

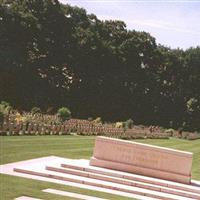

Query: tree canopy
left=0, top=0, right=199, bottom=131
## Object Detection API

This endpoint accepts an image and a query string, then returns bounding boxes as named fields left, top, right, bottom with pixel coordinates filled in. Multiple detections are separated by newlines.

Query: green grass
left=0, top=136, right=200, bottom=200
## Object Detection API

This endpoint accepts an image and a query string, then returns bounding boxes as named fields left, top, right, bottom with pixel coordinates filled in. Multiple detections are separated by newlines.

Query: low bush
left=0, top=101, right=12, bottom=124
left=0, top=111, right=4, bottom=125
left=165, top=128, right=175, bottom=136
left=125, top=119, right=134, bottom=129
left=57, top=107, right=71, bottom=122
left=31, top=107, right=41, bottom=114
left=115, top=122, right=124, bottom=128
left=93, top=117, right=102, bottom=124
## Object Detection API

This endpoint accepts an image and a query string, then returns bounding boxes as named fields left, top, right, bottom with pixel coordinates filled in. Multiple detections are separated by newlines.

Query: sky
left=59, top=0, right=200, bottom=50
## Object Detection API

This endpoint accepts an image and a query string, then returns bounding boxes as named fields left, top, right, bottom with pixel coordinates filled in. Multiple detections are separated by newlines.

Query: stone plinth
left=90, top=136, right=193, bottom=184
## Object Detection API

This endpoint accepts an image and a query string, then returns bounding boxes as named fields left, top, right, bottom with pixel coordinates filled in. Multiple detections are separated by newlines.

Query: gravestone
left=90, top=136, right=193, bottom=184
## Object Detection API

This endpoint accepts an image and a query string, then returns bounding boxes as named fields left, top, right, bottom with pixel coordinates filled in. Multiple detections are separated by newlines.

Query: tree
left=0, top=1, right=199, bottom=131
left=0, top=0, right=74, bottom=109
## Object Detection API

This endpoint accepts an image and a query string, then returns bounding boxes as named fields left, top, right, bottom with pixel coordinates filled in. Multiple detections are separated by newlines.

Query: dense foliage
left=57, top=107, right=71, bottom=121
left=0, top=0, right=199, bottom=131
left=31, top=107, right=41, bottom=114
left=0, top=101, right=12, bottom=124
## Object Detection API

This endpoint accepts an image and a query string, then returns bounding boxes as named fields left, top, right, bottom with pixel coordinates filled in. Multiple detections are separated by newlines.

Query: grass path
left=0, top=136, right=199, bottom=200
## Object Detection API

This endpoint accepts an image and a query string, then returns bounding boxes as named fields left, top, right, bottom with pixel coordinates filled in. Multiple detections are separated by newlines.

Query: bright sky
left=59, top=0, right=200, bottom=49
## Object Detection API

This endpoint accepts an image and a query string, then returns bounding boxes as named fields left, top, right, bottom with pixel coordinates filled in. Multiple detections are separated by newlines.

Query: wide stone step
left=13, top=167, right=196, bottom=200
left=15, top=197, right=42, bottom=200
left=61, top=161, right=200, bottom=195
left=42, top=188, right=159, bottom=200
left=46, top=165, right=200, bottom=199
left=43, top=188, right=109, bottom=200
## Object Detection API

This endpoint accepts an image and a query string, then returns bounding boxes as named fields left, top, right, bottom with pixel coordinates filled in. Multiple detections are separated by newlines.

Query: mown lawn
left=0, top=136, right=200, bottom=200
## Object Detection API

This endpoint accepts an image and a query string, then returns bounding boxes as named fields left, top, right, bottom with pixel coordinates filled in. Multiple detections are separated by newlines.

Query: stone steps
left=13, top=167, right=198, bottom=200
left=42, top=188, right=109, bottom=200
left=46, top=165, right=200, bottom=199
left=42, top=188, right=157, bottom=200
left=61, top=161, right=200, bottom=195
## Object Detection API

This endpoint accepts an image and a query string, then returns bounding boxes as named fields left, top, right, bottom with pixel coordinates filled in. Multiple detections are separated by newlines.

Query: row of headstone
left=1, top=120, right=198, bottom=139
left=173, top=131, right=200, bottom=140
left=0, top=121, right=125, bottom=136
left=1, top=122, right=69, bottom=135
left=0, top=121, right=147, bottom=138
left=4, top=112, right=60, bottom=125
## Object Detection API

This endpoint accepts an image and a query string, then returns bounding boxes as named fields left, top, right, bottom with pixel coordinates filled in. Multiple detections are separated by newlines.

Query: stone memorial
left=90, top=136, right=193, bottom=184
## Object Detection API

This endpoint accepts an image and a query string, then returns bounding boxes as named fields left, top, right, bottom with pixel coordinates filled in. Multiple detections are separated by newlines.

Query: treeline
left=0, top=0, right=200, bottom=131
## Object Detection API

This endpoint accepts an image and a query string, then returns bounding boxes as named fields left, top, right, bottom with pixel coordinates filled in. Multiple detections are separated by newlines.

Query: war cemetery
left=0, top=0, right=200, bottom=200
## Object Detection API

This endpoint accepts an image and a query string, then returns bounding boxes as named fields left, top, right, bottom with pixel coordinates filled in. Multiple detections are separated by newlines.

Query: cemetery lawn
left=0, top=136, right=200, bottom=200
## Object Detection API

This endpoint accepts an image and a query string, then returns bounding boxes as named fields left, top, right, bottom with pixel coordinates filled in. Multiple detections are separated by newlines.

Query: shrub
left=15, top=112, right=23, bottom=123
left=159, top=127, right=165, bottom=132
left=126, top=119, right=134, bottom=129
left=0, top=101, right=12, bottom=124
left=57, top=107, right=71, bottom=122
left=165, top=128, right=174, bottom=135
left=0, top=101, right=10, bottom=108
left=0, top=101, right=12, bottom=113
left=187, top=98, right=199, bottom=113
left=0, top=111, right=4, bottom=124
left=115, top=122, right=124, bottom=128
left=93, top=117, right=102, bottom=124
left=31, top=107, right=41, bottom=114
